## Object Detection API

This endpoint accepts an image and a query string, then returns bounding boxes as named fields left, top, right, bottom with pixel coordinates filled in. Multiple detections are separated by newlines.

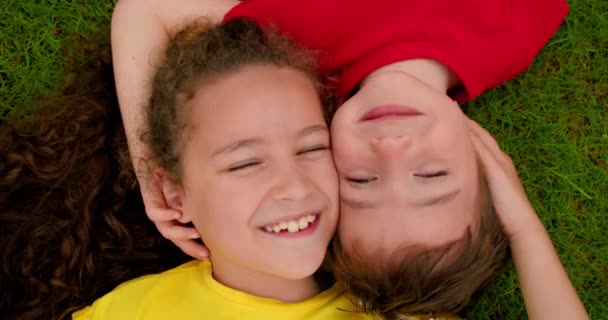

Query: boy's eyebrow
left=210, top=138, right=263, bottom=158
left=417, top=189, right=461, bottom=207
left=340, top=195, right=380, bottom=210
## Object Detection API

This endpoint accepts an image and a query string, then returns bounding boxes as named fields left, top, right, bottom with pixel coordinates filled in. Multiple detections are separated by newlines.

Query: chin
left=279, top=255, right=326, bottom=280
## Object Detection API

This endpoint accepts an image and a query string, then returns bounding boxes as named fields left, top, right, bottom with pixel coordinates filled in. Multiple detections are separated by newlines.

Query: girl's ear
left=153, top=169, right=192, bottom=224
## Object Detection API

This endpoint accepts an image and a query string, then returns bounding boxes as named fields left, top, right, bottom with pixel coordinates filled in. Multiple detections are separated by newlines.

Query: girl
left=72, top=18, right=372, bottom=319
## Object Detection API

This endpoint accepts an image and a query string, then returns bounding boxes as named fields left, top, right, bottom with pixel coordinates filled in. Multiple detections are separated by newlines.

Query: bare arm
left=511, top=221, right=588, bottom=319
left=468, top=120, right=588, bottom=320
left=111, top=0, right=237, bottom=258
left=111, top=0, right=236, bottom=173
left=111, top=0, right=164, bottom=179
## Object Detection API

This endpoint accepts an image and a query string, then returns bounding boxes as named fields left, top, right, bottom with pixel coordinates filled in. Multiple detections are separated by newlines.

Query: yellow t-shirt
left=72, top=260, right=374, bottom=320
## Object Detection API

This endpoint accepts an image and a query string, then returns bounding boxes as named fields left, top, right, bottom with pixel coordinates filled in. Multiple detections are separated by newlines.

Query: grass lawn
left=1, top=0, right=606, bottom=319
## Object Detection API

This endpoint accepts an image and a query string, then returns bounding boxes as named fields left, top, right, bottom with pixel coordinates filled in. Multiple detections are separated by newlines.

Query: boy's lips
left=360, top=104, right=422, bottom=121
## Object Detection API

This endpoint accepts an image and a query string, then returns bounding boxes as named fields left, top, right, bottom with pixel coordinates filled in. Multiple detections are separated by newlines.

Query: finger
left=470, top=131, right=503, bottom=175
left=467, top=119, right=509, bottom=162
left=139, top=180, right=183, bottom=221
left=471, top=132, right=523, bottom=198
left=142, top=192, right=169, bottom=210
left=146, top=206, right=182, bottom=222
left=156, top=221, right=201, bottom=241
left=173, top=239, right=210, bottom=260
left=176, top=213, right=191, bottom=224
left=468, top=120, right=517, bottom=174
left=139, top=174, right=164, bottom=200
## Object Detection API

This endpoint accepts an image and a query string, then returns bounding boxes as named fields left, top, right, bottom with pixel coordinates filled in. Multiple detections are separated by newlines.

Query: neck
left=366, top=59, right=461, bottom=93
left=211, top=259, right=321, bottom=302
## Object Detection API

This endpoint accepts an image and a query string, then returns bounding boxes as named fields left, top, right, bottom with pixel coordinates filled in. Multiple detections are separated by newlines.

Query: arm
left=111, top=0, right=237, bottom=258
left=468, top=120, right=588, bottom=320
left=510, top=219, right=588, bottom=319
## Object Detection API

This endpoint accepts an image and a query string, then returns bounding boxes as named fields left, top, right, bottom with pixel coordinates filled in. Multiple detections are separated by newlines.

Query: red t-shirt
left=224, top=0, right=568, bottom=101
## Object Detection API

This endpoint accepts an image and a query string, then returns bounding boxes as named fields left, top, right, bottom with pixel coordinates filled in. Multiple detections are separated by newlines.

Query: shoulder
left=72, top=260, right=203, bottom=320
left=108, top=259, right=202, bottom=298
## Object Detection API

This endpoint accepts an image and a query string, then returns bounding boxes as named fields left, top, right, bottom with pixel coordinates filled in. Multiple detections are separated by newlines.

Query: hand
left=468, top=119, right=544, bottom=240
left=138, top=175, right=210, bottom=260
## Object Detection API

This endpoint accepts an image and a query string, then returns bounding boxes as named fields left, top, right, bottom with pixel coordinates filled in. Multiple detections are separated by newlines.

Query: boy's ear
left=153, top=169, right=192, bottom=224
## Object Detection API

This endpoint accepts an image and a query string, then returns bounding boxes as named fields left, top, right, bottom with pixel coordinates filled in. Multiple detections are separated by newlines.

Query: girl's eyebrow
left=298, top=124, right=328, bottom=137
left=210, top=138, right=263, bottom=159
left=210, top=125, right=327, bottom=159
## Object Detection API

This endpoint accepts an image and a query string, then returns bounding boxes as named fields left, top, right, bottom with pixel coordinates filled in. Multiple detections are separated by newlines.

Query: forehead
left=338, top=189, right=479, bottom=255
left=185, top=66, right=325, bottom=141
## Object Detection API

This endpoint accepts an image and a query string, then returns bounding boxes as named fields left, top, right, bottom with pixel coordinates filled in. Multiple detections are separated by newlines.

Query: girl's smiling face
left=164, top=65, right=339, bottom=296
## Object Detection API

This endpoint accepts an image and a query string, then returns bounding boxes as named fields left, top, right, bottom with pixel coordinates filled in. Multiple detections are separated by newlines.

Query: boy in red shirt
left=220, top=0, right=570, bottom=316
left=111, top=0, right=584, bottom=318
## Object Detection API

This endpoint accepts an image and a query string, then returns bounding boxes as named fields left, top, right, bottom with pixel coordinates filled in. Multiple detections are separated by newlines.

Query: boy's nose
left=370, top=134, right=412, bottom=156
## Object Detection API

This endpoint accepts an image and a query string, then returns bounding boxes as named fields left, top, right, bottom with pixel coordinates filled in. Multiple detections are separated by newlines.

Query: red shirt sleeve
left=225, top=0, right=568, bottom=102
left=516, top=0, right=570, bottom=71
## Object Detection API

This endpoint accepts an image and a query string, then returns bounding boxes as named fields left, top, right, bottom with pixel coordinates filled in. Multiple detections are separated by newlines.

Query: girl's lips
left=261, top=214, right=321, bottom=238
left=360, top=105, right=422, bottom=121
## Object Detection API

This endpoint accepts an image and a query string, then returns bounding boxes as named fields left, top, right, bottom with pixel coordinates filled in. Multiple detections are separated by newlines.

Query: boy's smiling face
left=330, top=67, right=481, bottom=255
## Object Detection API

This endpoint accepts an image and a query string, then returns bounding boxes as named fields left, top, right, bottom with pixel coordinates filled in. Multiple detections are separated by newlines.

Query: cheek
left=303, top=158, right=340, bottom=227
left=427, top=113, right=472, bottom=154
left=330, top=101, right=372, bottom=171
left=183, top=181, right=256, bottom=242
left=312, top=161, right=339, bottom=202
left=439, top=124, right=478, bottom=172
left=336, top=207, right=359, bottom=251
left=330, top=130, right=370, bottom=173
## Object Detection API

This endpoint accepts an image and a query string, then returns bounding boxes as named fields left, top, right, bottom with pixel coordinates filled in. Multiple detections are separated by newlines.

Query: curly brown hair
left=0, top=39, right=189, bottom=320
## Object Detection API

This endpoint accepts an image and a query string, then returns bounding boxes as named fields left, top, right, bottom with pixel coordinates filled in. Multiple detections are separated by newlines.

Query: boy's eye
left=228, top=161, right=261, bottom=172
left=414, top=170, right=448, bottom=178
left=346, top=177, right=377, bottom=185
left=297, top=145, right=330, bottom=155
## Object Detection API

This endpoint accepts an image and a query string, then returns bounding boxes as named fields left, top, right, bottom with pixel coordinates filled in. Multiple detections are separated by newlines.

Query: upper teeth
left=264, top=214, right=317, bottom=233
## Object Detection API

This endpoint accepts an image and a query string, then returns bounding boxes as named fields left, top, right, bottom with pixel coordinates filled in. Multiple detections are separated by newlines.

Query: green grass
left=1, top=0, right=606, bottom=319
left=0, top=0, right=114, bottom=117
left=465, top=0, right=608, bottom=318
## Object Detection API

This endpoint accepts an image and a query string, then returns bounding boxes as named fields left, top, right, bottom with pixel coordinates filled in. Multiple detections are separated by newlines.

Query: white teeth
left=264, top=214, right=317, bottom=233
left=287, top=221, right=299, bottom=233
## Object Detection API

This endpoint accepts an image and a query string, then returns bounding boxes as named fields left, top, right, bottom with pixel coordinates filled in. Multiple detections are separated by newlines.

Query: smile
left=262, top=213, right=319, bottom=234
left=361, top=104, right=422, bottom=121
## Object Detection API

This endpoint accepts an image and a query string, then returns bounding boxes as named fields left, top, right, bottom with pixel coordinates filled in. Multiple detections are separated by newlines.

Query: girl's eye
left=297, top=145, right=330, bottom=155
left=414, top=170, right=448, bottom=178
left=228, top=161, right=261, bottom=172
left=346, top=177, right=378, bottom=184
